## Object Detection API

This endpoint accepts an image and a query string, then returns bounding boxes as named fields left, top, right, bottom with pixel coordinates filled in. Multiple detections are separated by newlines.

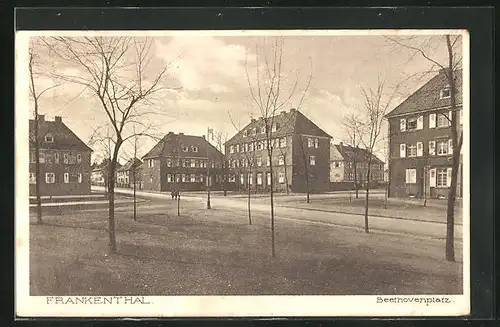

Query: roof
left=117, top=157, right=143, bottom=172
left=142, top=133, right=223, bottom=160
left=92, top=159, right=122, bottom=171
left=225, top=108, right=332, bottom=145
left=29, top=117, right=92, bottom=151
left=385, top=69, right=463, bottom=118
left=333, top=143, right=385, bottom=165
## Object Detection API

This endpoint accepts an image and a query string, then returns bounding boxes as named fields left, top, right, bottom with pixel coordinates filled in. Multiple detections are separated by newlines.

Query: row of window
left=165, top=158, right=220, bottom=168
left=229, top=155, right=316, bottom=168
left=229, top=137, right=320, bottom=154
left=164, top=172, right=290, bottom=186
left=399, top=139, right=454, bottom=158
left=399, top=110, right=463, bottom=132
left=343, top=171, right=383, bottom=181
left=334, top=161, right=384, bottom=170
left=29, top=172, right=83, bottom=184
left=30, top=151, right=83, bottom=165
left=242, top=123, right=281, bottom=137
left=405, top=167, right=452, bottom=188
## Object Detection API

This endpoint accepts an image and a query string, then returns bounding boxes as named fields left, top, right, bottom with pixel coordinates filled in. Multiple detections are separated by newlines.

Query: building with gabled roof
left=225, top=108, right=332, bottom=193
left=385, top=68, right=463, bottom=198
left=29, top=115, right=93, bottom=196
left=117, top=157, right=143, bottom=189
left=330, top=142, right=385, bottom=184
left=141, top=132, right=226, bottom=192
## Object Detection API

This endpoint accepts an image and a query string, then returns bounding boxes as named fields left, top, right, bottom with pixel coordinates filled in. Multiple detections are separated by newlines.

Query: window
left=181, top=174, right=186, bottom=182
left=248, top=173, right=253, bottom=185
left=437, top=112, right=450, bottom=127
left=280, top=137, right=287, bottom=148
left=190, top=159, right=196, bottom=168
left=440, top=88, right=451, bottom=99
left=76, top=153, right=82, bottom=163
left=278, top=173, right=285, bottom=184
left=192, top=146, right=199, bottom=153
left=240, top=174, right=245, bottom=185
left=249, top=142, right=254, bottom=152
left=44, top=133, right=54, bottom=143
left=190, top=174, right=196, bottom=183
left=54, top=152, right=59, bottom=164
left=278, top=155, right=285, bottom=165
left=39, top=152, right=45, bottom=163
left=309, top=156, right=316, bottom=166
left=182, top=146, right=189, bottom=152
left=256, top=157, right=262, bottom=167
left=267, top=172, right=272, bottom=185
left=236, top=144, right=240, bottom=153
left=405, top=169, right=417, bottom=184
left=257, top=173, right=263, bottom=185
left=266, top=157, right=270, bottom=166
left=45, top=173, right=55, bottom=184
left=407, top=144, right=417, bottom=157
left=243, top=143, right=248, bottom=152
left=417, top=142, right=423, bottom=156
left=242, top=130, right=248, bottom=138
left=257, top=141, right=263, bottom=151
left=334, top=161, right=340, bottom=168
left=314, top=138, right=319, bottom=148
left=78, top=173, right=82, bottom=183
left=29, top=173, right=36, bottom=184
left=261, top=126, right=266, bottom=134
left=229, top=145, right=234, bottom=154
left=307, top=138, right=313, bottom=148
left=167, top=174, right=172, bottom=183
left=407, top=117, right=417, bottom=130
left=252, top=128, right=257, bottom=136
left=29, top=151, right=36, bottom=163
left=400, top=118, right=406, bottom=132
left=45, top=153, right=53, bottom=164
left=436, top=168, right=448, bottom=187
left=400, top=144, right=406, bottom=158
left=167, top=158, right=172, bottom=167
left=64, top=172, right=69, bottom=183
left=437, top=140, right=448, bottom=156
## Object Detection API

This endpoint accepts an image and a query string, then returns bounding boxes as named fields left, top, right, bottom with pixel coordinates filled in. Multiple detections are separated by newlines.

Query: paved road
left=91, top=186, right=463, bottom=241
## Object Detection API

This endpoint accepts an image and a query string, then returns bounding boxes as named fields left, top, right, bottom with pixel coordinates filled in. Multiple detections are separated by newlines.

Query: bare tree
left=294, top=135, right=312, bottom=203
left=212, top=131, right=229, bottom=196
left=385, top=35, right=463, bottom=262
left=42, top=36, right=173, bottom=253
left=245, top=37, right=312, bottom=257
left=342, top=113, right=364, bottom=199
left=358, top=78, right=399, bottom=233
left=28, top=40, right=59, bottom=225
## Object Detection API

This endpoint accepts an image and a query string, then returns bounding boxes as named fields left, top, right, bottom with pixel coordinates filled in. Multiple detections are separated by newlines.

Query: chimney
left=290, top=108, right=296, bottom=112
left=179, top=132, right=184, bottom=135
left=202, top=135, right=206, bottom=140
left=339, top=142, right=343, bottom=146
left=38, top=114, right=45, bottom=122
left=281, top=111, right=286, bottom=115
left=55, top=116, right=62, bottom=123
left=251, top=118, right=256, bottom=123
left=440, top=67, right=452, bottom=76
left=167, top=131, right=174, bottom=135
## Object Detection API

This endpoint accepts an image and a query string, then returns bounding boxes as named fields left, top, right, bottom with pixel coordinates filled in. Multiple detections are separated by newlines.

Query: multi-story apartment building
left=224, top=108, right=332, bottom=193
left=91, top=159, right=122, bottom=187
left=330, top=142, right=385, bottom=185
left=141, top=132, right=227, bottom=192
left=116, top=157, right=143, bottom=189
left=385, top=68, right=463, bottom=198
left=29, top=115, right=92, bottom=196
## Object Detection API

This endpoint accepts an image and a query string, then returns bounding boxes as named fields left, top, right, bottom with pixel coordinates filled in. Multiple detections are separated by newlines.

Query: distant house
left=225, top=108, right=332, bottom=193
left=29, top=115, right=92, bottom=196
left=329, top=142, right=385, bottom=185
left=142, top=132, right=225, bottom=192
left=117, top=157, right=143, bottom=189
left=91, top=159, right=122, bottom=188
left=385, top=68, right=463, bottom=198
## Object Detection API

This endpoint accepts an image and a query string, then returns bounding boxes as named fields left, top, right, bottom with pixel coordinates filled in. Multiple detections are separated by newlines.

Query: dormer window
left=44, top=133, right=54, bottom=143
left=182, top=146, right=189, bottom=152
left=440, top=88, right=451, bottom=99
left=191, top=146, right=198, bottom=153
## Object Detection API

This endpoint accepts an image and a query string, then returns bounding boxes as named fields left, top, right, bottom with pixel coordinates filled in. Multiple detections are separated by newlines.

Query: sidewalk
left=29, top=198, right=142, bottom=208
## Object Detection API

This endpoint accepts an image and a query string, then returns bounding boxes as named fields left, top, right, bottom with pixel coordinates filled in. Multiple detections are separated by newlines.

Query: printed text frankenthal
left=46, top=296, right=151, bottom=305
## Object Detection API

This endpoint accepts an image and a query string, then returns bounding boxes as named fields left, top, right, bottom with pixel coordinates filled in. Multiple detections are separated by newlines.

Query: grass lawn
left=29, top=200, right=463, bottom=296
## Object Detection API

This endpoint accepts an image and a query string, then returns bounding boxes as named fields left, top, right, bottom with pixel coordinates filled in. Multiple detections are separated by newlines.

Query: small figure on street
left=171, top=190, right=175, bottom=200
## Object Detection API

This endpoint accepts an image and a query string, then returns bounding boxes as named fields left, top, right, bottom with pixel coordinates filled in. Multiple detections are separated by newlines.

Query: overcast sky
left=25, top=32, right=461, bottom=164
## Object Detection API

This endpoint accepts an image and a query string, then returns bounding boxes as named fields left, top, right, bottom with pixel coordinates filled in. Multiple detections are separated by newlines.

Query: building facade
left=117, top=157, right=143, bottom=189
left=141, top=132, right=227, bottom=192
left=224, top=108, right=332, bottom=194
left=29, top=115, right=92, bottom=196
left=91, top=159, right=122, bottom=187
left=329, top=142, right=385, bottom=185
left=385, top=68, right=463, bottom=198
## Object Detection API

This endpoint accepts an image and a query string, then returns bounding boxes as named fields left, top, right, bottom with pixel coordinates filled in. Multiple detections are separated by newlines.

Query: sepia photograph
left=15, top=29, right=470, bottom=317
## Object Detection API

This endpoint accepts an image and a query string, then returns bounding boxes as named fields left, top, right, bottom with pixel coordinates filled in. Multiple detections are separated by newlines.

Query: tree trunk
left=354, top=160, right=359, bottom=198
left=283, top=154, right=290, bottom=195
left=247, top=173, right=252, bottom=225
left=34, top=113, right=43, bottom=224
left=384, top=180, right=388, bottom=209
left=305, top=172, right=310, bottom=203
left=446, top=151, right=460, bottom=262
left=133, top=169, right=137, bottom=221
left=269, top=159, right=276, bottom=258
left=107, top=142, right=121, bottom=253
left=364, top=163, right=371, bottom=233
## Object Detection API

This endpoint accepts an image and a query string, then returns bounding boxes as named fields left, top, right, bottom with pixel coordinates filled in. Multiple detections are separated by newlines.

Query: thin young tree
left=342, top=113, right=364, bottom=199
left=28, top=40, right=59, bottom=225
left=245, top=37, right=312, bottom=257
left=43, top=36, right=173, bottom=253
left=212, top=131, right=229, bottom=196
left=385, top=35, right=463, bottom=261
left=294, top=134, right=312, bottom=203
left=358, top=77, right=400, bottom=233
